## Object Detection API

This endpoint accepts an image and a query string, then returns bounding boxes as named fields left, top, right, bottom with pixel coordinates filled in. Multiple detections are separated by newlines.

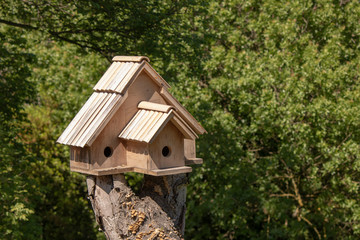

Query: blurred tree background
left=1, top=0, right=360, bottom=239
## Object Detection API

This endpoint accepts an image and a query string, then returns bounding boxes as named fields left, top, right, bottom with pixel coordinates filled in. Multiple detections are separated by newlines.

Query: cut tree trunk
left=86, top=173, right=187, bottom=240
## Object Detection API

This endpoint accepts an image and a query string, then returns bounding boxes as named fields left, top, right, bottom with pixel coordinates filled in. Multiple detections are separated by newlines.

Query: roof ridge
left=112, top=56, right=150, bottom=62
left=138, top=101, right=173, bottom=113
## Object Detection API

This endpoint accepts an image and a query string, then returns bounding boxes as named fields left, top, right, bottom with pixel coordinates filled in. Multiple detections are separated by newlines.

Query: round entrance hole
left=104, top=146, right=113, bottom=158
left=162, top=146, right=171, bottom=157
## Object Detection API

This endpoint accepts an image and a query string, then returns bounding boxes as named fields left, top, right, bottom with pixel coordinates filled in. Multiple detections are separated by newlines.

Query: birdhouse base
left=70, top=165, right=192, bottom=176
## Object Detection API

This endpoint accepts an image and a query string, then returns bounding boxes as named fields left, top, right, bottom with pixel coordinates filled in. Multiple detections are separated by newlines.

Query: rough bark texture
left=86, top=173, right=187, bottom=240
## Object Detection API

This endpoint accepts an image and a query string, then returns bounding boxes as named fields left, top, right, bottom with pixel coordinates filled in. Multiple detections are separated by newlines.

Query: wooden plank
left=136, top=111, right=162, bottom=141
left=134, top=166, right=192, bottom=176
left=76, top=93, right=121, bottom=147
left=93, top=62, right=121, bottom=91
left=160, top=87, right=206, bottom=135
left=171, top=116, right=196, bottom=140
left=115, top=62, right=145, bottom=94
left=131, top=111, right=157, bottom=141
left=128, top=110, right=153, bottom=141
left=185, top=158, right=203, bottom=165
left=62, top=92, right=105, bottom=145
left=148, top=121, right=184, bottom=169
left=70, top=160, right=90, bottom=169
left=72, top=166, right=134, bottom=176
left=184, top=139, right=196, bottom=159
left=95, top=166, right=134, bottom=176
left=98, top=62, right=125, bottom=90
left=72, top=165, right=193, bottom=176
left=89, top=107, right=127, bottom=170
left=173, top=111, right=198, bottom=138
left=138, top=101, right=173, bottom=113
left=86, top=91, right=128, bottom=147
left=108, top=62, right=134, bottom=92
left=126, top=141, right=149, bottom=169
left=71, top=93, right=114, bottom=147
left=117, top=61, right=147, bottom=95
left=70, top=166, right=99, bottom=175
left=70, top=146, right=90, bottom=169
left=143, top=62, right=170, bottom=89
left=119, top=110, right=146, bottom=139
left=123, top=71, right=167, bottom=123
left=112, top=56, right=150, bottom=62
left=146, top=110, right=174, bottom=143
left=57, top=92, right=99, bottom=144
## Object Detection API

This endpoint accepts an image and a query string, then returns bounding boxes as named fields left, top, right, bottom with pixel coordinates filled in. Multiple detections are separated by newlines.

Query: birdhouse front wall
left=89, top=105, right=126, bottom=170
left=124, top=71, right=166, bottom=124
left=125, top=141, right=149, bottom=169
left=149, top=122, right=185, bottom=170
left=89, top=70, right=168, bottom=170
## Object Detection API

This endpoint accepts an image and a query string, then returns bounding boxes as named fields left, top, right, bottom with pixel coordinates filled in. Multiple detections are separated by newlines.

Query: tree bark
left=86, top=173, right=187, bottom=240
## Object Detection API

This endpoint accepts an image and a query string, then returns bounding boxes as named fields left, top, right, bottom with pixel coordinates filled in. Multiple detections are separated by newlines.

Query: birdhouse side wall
left=125, top=141, right=149, bottom=169
left=184, top=139, right=196, bottom=159
left=149, top=122, right=185, bottom=170
left=90, top=106, right=126, bottom=170
left=70, top=146, right=90, bottom=170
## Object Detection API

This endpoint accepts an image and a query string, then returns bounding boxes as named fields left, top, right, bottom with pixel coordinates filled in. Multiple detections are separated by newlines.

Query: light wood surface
left=143, top=62, right=170, bottom=89
left=87, top=92, right=128, bottom=146
left=126, top=141, right=149, bottom=169
left=71, top=165, right=192, bottom=176
left=112, top=56, right=150, bottom=62
left=149, top=122, right=185, bottom=169
left=90, top=99, right=127, bottom=170
left=138, top=101, right=173, bottom=113
left=184, top=139, right=196, bottom=159
left=185, top=158, right=203, bottom=165
left=171, top=116, right=196, bottom=140
left=70, top=146, right=90, bottom=170
left=160, top=87, right=206, bottom=135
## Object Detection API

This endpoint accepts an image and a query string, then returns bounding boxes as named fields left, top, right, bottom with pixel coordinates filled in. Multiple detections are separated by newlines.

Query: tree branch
left=269, top=193, right=296, bottom=198
left=0, top=18, right=113, bottom=61
left=300, top=215, right=322, bottom=239
left=0, top=18, right=38, bottom=30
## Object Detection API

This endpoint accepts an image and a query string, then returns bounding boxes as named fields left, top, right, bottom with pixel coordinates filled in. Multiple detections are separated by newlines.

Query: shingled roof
left=57, top=56, right=205, bottom=148
left=119, top=102, right=196, bottom=143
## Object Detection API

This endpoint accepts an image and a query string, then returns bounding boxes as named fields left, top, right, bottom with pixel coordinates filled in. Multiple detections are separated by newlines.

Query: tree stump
left=86, top=173, right=187, bottom=240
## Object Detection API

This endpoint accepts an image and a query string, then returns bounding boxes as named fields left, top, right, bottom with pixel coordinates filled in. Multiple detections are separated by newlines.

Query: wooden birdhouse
left=57, top=56, right=205, bottom=176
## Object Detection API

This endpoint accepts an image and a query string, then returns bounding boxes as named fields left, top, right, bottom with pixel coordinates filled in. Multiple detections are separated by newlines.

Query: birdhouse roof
left=57, top=92, right=126, bottom=147
left=57, top=56, right=205, bottom=148
left=119, top=101, right=197, bottom=143
left=93, top=56, right=170, bottom=93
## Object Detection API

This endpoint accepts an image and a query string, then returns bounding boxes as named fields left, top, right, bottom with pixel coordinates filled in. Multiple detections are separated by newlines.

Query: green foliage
left=181, top=0, right=360, bottom=239
left=0, top=0, right=198, bottom=60
left=0, top=26, right=41, bottom=239
left=125, top=173, right=144, bottom=194
left=20, top=35, right=107, bottom=239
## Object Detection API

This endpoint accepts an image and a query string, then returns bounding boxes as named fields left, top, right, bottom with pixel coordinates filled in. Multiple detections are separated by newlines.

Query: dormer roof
left=57, top=56, right=205, bottom=148
left=119, top=102, right=196, bottom=143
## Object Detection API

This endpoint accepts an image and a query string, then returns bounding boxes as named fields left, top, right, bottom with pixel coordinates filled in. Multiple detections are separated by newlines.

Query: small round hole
left=104, top=147, right=113, bottom=158
left=162, top=146, right=170, bottom=157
